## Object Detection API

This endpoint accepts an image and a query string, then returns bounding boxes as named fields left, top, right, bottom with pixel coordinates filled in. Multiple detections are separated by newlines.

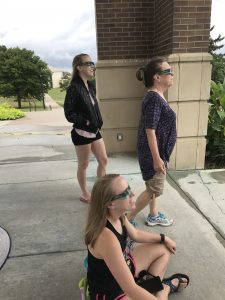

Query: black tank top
left=87, top=218, right=128, bottom=299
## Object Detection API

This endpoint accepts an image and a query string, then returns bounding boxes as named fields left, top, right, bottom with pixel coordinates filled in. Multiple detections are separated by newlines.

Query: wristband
left=160, top=233, right=165, bottom=243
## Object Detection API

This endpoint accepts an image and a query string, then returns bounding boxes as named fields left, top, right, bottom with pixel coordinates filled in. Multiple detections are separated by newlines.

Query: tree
left=59, top=72, right=71, bottom=91
left=58, top=72, right=96, bottom=91
left=206, top=80, right=225, bottom=167
left=209, top=26, right=225, bottom=83
left=206, top=28, right=225, bottom=167
left=0, top=46, right=52, bottom=108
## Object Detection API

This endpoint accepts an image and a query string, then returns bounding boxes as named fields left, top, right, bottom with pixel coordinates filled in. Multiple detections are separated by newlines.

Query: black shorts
left=71, top=129, right=102, bottom=146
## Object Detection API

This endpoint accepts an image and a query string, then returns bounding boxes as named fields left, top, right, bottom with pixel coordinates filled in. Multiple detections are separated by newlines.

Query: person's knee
left=103, top=156, right=108, bottom=166
left=155, top=244, right=171, bottom=261
left=163, top=246, right=172, bottom=260
left=98, top=155, right=108, bottom=167
left=78, top=161, right=89, bottom=170
left=149, top=193, right=155, bottom=201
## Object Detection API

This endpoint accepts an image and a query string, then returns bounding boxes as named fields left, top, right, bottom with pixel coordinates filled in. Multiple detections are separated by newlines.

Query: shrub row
left=0, top=103, right=25, bottom=120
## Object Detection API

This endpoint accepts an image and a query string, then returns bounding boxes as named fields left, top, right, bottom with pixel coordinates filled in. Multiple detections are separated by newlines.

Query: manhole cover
left=0, top=227, right=11, bottom=269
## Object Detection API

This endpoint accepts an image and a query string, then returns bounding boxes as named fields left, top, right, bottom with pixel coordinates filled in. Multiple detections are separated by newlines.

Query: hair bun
left=136, top=66, right=145, bottom=82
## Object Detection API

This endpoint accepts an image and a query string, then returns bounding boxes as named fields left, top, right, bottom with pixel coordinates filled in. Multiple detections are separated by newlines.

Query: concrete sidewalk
left=0, top=96, right=225, bottom=300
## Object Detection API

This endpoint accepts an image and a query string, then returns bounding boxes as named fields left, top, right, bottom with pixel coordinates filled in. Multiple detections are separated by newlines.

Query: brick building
left=95, top=0, right=212, bottom=170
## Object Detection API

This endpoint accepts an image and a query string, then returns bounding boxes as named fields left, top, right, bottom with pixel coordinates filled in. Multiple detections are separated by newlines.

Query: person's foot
left=80, top=192, right=91, bottom=204
left=163, top=273, right=189, bottom=294
left=79, top=196, right=90, bottom=204
left=129, top=219, right=138, bottom=228
left=145, top=212, right=173, bottom=226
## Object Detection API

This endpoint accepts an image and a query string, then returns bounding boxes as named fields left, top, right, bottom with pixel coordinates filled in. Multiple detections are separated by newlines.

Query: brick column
left=95, top=0, right=155, bottom=152
left=95, top=0, right=212, bottom=169
left=95, top=0, right=154, bottom=60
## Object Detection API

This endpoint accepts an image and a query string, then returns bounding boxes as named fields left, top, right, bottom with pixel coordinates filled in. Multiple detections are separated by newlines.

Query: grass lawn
left=0, top=97, right=46, bottom=111
left=48, top=88, right=66, bottom=107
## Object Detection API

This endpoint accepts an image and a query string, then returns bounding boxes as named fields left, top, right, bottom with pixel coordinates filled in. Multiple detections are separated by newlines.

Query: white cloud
left=1, top=0, right=224, bottom=70
left=211, top=0, right=225, bottom=53
left=211, top=0, right=225, bottom=38
left=0, top=0, right=97, bottom=70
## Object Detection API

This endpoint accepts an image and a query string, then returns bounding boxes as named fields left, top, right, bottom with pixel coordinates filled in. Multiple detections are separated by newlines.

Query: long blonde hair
left=84, top=174, right=120, bottom=247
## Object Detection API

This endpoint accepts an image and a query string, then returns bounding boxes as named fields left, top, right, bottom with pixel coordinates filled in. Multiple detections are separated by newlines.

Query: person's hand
left=86, top=120, right=90, bottom=126
left=164, top=237, right=176, bottom=254
left=153, top=158, right=166, bottom=174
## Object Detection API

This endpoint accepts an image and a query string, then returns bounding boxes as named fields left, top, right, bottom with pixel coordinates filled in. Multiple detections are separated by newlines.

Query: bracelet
left=160, top=233, right=165, bottom=243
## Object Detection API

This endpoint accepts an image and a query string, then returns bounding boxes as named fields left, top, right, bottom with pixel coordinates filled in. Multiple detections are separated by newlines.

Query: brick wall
left=172, top=0, right=212, bottom=53
left=95, top=0, right=212, bottom=59
left=95, top=0, right=154, bottom=60
left=153, top=0, right=174, bottom=55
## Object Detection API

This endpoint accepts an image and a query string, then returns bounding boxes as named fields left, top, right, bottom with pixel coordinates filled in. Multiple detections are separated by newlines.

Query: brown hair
left=84, top=174, right=120, bottom=247
left=71, top=53, right=88, bottom=81
left=136, top=56, right=167, bottom=88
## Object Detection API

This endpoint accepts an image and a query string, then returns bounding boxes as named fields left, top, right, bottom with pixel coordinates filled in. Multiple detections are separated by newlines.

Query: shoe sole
left=145, top=219, right=174, bottom=227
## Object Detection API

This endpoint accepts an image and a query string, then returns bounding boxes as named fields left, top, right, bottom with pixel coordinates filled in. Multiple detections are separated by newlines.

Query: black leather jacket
left=64, top=76, right=103, bottom=134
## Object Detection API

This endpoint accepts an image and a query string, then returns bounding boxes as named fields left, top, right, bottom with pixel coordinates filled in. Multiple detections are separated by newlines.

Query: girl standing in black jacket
left=64, top=53, right=107, bottom=203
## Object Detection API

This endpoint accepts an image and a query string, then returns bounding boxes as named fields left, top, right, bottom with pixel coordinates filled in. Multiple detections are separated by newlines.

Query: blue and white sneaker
left=146, top=213, right=173, bottom=227
left=129, top=219, right=138, bottom=228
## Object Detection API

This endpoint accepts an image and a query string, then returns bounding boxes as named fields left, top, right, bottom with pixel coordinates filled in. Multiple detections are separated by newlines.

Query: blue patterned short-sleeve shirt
left=137, top=91, right=177, bottom=181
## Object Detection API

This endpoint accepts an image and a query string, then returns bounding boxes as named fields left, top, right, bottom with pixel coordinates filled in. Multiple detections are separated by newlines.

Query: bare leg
left=132, top=243, right=171, bottom=280
left=149, top=193, right=158, bottom=216
left=154, top=286, right=169, bottom=300
left=127, top=190, right=151, bottom=220
left=133, top=243, right=188, bottom=299
left=75, top=144, right=91, bottom=200
left=132, top=243, right=171, bottom=300
left=91, top=138, right=107, bottom=177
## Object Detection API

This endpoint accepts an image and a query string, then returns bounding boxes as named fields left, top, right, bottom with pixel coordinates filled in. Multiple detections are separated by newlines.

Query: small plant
left=206, top=80, right=225, bottom=167
left=0, top=103, right=25, bottom=120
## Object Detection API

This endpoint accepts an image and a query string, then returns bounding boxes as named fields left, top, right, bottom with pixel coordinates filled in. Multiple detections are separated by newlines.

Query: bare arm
left=95, top=228, right=158, bottom=300
left=146, top=128, right=166, bottom=174
left=124, top=217, right=176, bottom=254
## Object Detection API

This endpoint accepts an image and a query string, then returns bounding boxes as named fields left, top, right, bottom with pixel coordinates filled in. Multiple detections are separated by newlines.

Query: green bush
left=0, top=103, right=25, bottom=120
left=206, top=80, right=225, bottom=167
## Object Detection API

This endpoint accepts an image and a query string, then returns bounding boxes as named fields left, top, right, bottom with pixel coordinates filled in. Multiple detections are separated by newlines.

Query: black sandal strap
left=163, top=279, right=178, bottom=293
left=162, top=273, right=190, bottom=294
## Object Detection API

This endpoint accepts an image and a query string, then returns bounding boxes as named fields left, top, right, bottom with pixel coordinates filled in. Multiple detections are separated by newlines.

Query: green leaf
left=220, top=94, right=225, bottom=108
left=217, top=110, right=225, bottom=120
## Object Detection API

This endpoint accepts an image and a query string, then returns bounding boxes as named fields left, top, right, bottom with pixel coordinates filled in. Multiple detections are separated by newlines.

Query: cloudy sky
left=0, top=0, right=224, bottom=72
left=0, top=0, right=97, bottom=71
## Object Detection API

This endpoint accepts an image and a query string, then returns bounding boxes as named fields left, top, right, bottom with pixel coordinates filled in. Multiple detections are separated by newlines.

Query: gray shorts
left=145, top=172, right=166, bottom=198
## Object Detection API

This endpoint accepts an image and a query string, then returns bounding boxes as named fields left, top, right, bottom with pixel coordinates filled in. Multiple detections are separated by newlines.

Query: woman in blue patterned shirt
left=127, top=57, right=176, bottom=227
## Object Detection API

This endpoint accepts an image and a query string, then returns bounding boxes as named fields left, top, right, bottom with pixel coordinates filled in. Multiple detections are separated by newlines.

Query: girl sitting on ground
left=85, top=174, right=189, bottom=300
